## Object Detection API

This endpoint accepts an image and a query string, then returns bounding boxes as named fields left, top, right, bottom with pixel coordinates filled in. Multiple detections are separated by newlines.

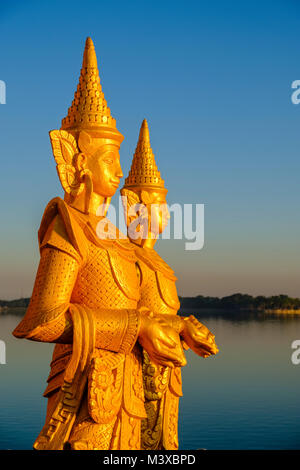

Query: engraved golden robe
left=13, top=197, right=147, bottom=450
left=134, top=246, right=183, bottom=450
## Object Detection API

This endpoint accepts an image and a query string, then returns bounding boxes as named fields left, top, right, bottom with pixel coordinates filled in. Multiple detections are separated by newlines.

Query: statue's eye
left=103, top=157, right=114, bottom=164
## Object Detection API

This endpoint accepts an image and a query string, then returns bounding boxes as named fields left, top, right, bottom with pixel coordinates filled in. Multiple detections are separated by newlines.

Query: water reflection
left=0, top=310, right=300, bottom=449
left=181, top=307, right=300, bottom=324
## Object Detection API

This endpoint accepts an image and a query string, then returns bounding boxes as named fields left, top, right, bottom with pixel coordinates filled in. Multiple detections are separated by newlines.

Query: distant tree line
left=1, top=294, right=300, bottom=313
left=0, top=298, right=30, bottom=309
left=179, top=294, right=300, bottom=311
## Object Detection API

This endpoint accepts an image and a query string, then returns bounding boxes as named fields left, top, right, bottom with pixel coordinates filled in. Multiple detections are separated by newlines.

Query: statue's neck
left=129, top=234, right=158, bottom=249
left=142, top=236, right=158, bottom=249
left=64, top=190, right=108, bottom=217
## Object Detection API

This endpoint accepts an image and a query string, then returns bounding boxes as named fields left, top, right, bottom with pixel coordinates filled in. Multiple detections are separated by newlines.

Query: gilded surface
left=136, top=253, right=182, bottom=450
left=88, top=351, right=124, bottom=424
left=121, top=118, right=219, bottom=450
left=12, top=37, right=218, bottom=450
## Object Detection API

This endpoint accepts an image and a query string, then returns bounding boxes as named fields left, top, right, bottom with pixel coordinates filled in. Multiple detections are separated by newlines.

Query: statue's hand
left=138, top=313, right=187, bottom=368
left=182, top=315, right=219, bottom=358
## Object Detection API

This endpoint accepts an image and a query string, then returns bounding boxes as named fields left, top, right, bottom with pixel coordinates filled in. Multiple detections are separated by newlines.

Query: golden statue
left=12, top=38, right=218, bottom=451
left=121, top=119, right=218, bottom=450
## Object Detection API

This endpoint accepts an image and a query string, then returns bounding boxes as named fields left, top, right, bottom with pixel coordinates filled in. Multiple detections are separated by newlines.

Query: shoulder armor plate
left=107, top=248, right=140, bottom=301
left=156, top=271, right=180, bottom=310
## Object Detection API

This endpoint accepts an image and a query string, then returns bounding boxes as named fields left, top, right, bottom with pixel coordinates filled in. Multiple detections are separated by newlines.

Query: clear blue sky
left=0, top=0, right=299, bottom=299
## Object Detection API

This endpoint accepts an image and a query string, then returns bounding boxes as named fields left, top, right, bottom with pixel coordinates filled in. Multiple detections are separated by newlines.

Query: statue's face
left=122, top=188, right=169, bottom=243
left=86, top=139, right=123, bottom=198
left=148, top=191, right=170, bottom=235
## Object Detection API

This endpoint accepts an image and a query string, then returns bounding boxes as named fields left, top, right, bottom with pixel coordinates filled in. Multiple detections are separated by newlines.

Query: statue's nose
left=116, top=161, right=123, bottom=178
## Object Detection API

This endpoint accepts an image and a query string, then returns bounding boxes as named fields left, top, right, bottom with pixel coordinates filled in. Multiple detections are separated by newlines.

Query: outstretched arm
left=12, top=247, right=76, bottom=344
left=13, top=247, right=139, bottom=354
left=13, top=247, right=186, bottom=365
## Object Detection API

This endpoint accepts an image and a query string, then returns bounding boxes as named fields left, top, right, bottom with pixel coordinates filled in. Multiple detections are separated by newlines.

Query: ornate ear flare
left=49, top=130, right=94, bottom=207
left=49, top=130, right=85, bottom=196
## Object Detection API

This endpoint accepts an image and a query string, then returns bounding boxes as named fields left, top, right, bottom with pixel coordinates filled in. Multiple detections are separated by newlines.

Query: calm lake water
left=0, top=309, right=299, bottom=450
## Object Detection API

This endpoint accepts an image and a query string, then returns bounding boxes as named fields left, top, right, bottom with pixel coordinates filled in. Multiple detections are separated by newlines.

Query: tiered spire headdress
left=123, top=119, right=166, bottom=193
left=49, top=37, right=123, bottom=199
left=60, top=37, right=123, bottom=143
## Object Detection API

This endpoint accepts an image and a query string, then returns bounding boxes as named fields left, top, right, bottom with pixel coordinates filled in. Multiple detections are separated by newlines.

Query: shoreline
left=2, top=305, right=300, bottom=315
left=264, top=309, right=300, bottom=314
left=0, top=306, right=27, bottom=314
left=180, top=307, right=300, bottom=314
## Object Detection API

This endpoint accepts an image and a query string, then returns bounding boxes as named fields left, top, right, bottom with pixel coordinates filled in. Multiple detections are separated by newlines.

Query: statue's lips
left=110, top=180, right=120, bottom=188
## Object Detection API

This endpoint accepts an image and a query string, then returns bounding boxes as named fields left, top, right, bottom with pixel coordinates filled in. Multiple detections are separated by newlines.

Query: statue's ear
left=74, top=152, right=87, bottom=171
left=78, top=130, right=92, bottom=154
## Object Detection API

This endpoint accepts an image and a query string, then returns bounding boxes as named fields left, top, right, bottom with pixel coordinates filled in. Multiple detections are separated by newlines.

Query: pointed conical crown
left=61, top=37, right=123, bottom=142
left=123, top=119, right=166, bottom=191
